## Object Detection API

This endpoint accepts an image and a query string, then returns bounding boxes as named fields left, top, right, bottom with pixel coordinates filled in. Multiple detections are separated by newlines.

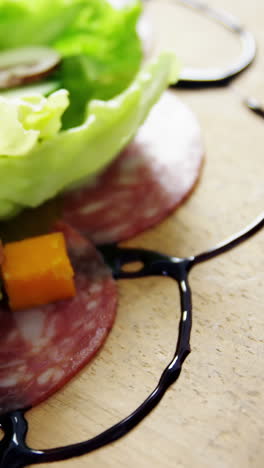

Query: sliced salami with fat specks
left=0, top=223, right=117, bottom=415
left=62, top=91, right=204, bottom=244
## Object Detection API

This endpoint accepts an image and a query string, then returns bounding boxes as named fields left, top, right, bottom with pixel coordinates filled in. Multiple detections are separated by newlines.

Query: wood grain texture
left=27, top=1, right=264, bottom=467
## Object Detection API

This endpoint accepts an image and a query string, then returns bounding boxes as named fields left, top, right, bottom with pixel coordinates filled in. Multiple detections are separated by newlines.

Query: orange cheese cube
left=1, top=232, right=76, bottom=311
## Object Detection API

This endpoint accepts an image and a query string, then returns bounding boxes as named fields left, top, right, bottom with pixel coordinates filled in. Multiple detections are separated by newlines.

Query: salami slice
left=62, top=91, right=204, bottom=245
left=0, top=223, right=117, bottom=415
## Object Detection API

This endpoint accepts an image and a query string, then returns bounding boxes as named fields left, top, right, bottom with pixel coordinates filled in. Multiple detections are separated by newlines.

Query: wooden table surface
left=27, top=1, right=264, bottom=467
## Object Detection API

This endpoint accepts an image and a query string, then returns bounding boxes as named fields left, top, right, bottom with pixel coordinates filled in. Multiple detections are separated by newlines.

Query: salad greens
left=0, top=0, right=143, bottom=127
left=0, top=0, right=179, bottom=220
left=0, top=91, right=69, bottom=158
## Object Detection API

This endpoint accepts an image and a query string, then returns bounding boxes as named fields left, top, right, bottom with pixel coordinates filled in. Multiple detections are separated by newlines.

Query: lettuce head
left=0, top=0, right=179, bottom=219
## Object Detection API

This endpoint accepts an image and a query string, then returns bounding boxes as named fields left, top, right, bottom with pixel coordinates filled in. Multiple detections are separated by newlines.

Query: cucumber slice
left=0, top=47, right=61, bottom=89
left=0, top=81, right=60, bottom=98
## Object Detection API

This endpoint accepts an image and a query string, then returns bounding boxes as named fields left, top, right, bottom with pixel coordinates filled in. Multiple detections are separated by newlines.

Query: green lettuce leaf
left=0, top=0, right=180, bottom=221
left=18, top=91, right=69, bottom=139
left=0, top=53, right=179, bottom=218
left=0, top=0, right=109, bottom=48
left=0, top=90, right=69, bottom=157
left=0, top=0, right=143, bottom=127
